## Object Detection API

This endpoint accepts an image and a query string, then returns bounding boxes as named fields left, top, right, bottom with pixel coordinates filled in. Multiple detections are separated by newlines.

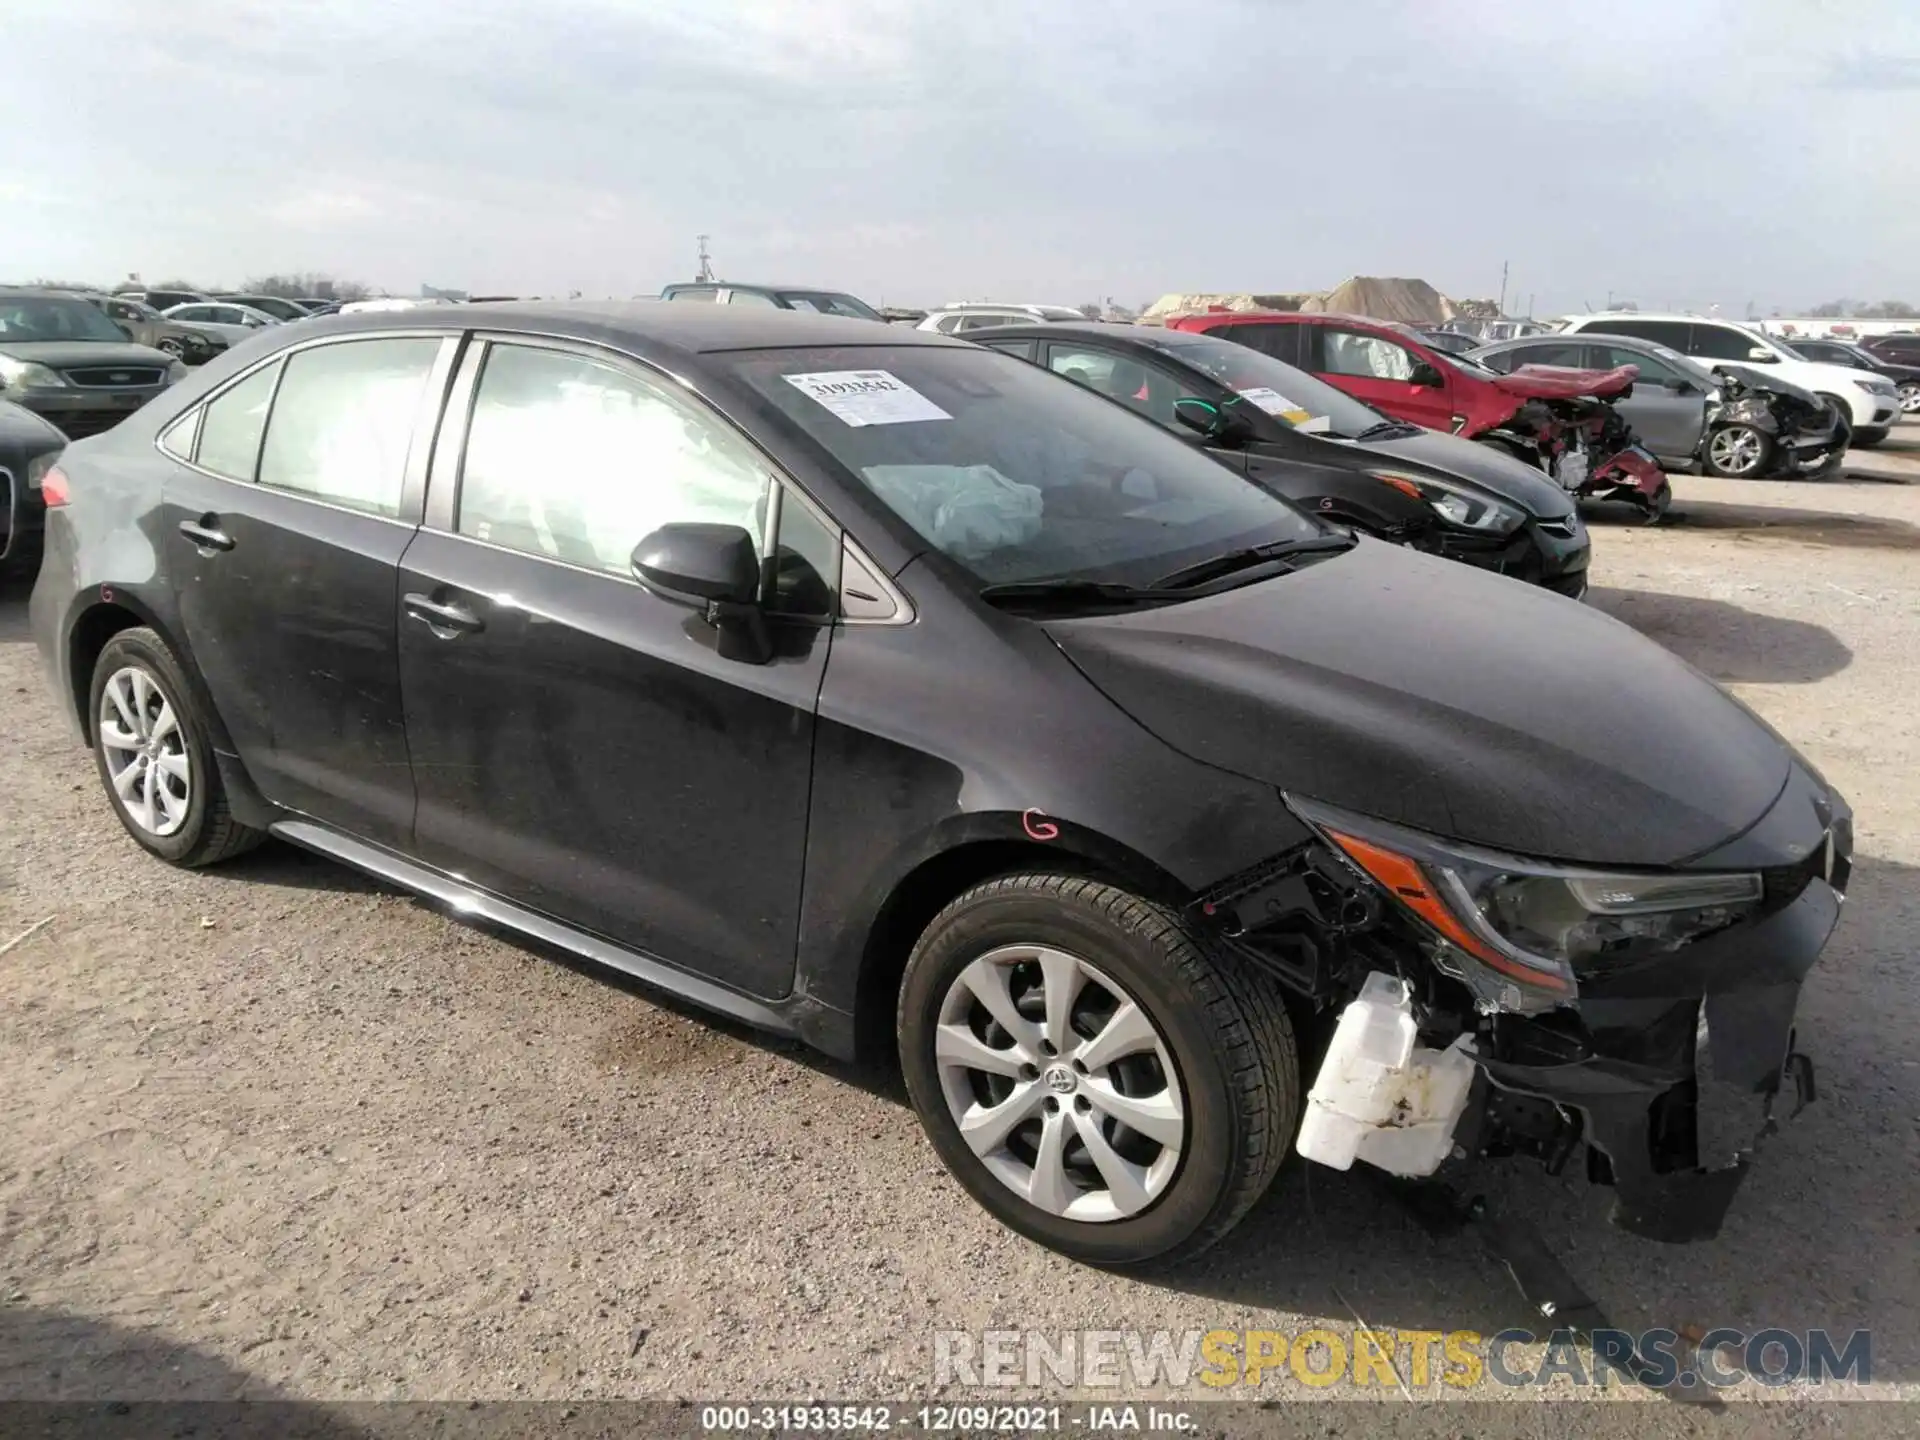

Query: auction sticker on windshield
left=783, top=370, right=952, bottom=426
left=1234, top=386, right=1312, bottom=424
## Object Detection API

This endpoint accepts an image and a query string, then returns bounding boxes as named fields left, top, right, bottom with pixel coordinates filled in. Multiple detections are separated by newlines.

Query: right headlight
left=1720, top=397, right=1771, bottom=423
left=1288, top=796, right=1763, bottom=1009
left=1366, top=469, right=1526, bottom=535
left=0, top=357, right=69, bottom=391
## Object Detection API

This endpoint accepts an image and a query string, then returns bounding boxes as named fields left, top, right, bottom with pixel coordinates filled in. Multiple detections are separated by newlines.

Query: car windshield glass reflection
left=729, top=346, right=1324, bottom=588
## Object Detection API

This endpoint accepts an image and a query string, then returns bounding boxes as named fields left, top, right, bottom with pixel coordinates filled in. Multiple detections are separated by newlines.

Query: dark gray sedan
left=1470, top=332, right=1843, bottom=479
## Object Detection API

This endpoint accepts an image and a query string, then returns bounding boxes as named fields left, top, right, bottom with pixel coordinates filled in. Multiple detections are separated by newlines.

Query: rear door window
left=1500, top=340, right=1591, bottom=370
left=666, top=287, right=719, bottom=303
left=256, top=338, right=442, bottom=516
left=722, top=289, right=780, bottom=307
left=1211, top=322, right=1302, bottom=366
left=192, top=361, right=282, bottom=480
left=1593, top=344, right=1682, bottom=384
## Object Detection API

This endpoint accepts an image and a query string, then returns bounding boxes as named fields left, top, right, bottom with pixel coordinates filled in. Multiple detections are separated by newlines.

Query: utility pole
left=1497, top=260, right=1509, bottom=317
left=695, top=234, right=714, bottom=282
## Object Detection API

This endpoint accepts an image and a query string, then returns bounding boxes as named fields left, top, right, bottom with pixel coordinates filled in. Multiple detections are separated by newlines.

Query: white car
left=161, top=301, right=283, bottom=345
left=1558, top=313, right=1900, bottom=445
left=917, top=303, right=1087, bottom=335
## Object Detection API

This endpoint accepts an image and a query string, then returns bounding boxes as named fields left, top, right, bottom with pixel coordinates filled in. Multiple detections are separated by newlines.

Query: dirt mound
left=1306, top=276, right=1456, bottom=325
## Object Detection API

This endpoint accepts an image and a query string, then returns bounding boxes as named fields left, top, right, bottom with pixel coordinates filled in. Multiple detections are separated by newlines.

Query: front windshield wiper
left=1353, top=419, right=1422, bottom=440
left=1152, top=533, right=1357, bottom=591
left=976, top=579, right=1188, bottom=612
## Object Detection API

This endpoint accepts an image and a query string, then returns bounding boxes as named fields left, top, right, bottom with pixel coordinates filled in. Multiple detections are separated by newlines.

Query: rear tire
left=1897, top=380, right=1920, bottom=415
left=898, top=874, right=1299, bottom=1267
left=89, top=627, right=265, bottom=867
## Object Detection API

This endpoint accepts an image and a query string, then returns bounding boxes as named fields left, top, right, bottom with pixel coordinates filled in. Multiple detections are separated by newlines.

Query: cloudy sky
left=6, top=0, right=1918, bottom=316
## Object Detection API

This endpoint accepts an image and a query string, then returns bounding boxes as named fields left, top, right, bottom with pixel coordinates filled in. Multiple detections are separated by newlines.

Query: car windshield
left=776, top=291, right=883, bottom=321
left=1136, top=331, right=1386, bottom=438
left=727, top=344, right=1325, bottom=588
left=0, top=296, right=130, bottom=343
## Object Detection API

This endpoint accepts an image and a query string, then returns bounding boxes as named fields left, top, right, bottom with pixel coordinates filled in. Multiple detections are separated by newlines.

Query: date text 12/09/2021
left=700, top=1404, right=1195, bottom=1433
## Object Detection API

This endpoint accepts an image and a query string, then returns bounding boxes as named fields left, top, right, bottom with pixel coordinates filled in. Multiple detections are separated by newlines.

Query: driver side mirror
left=631, top=522, right=771, bottom=663
left=1746, top=346, right=1777, bottom=362
left=1409, top=361, right=1445, bottom=388
left=1173, top=396, right=1257, bottom=448
left=1670, top=378, right=1695, bottom=394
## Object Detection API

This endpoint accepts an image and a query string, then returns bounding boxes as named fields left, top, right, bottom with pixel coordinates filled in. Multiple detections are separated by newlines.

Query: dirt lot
left=1, top=431, right=1917, bottom=1424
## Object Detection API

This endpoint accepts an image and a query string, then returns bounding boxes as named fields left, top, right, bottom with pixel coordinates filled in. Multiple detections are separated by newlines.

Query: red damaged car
left=1167, top=310, right=1673, bottom=522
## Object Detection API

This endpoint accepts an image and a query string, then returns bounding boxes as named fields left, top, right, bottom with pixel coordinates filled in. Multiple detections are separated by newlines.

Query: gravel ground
left=1, top=437, right=1917, bottom=1428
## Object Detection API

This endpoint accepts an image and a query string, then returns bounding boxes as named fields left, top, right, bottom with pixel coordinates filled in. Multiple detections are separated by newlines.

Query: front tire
left=90, top=627, right=265, bottom=867
left=1639, top=479, right=1674, bottom=525
left=898, top=874, right=1299, bottom=1267
left=1897, top=380, right=1920, bottom=415
left=1850, top=426, right=1889, bottom=449
left=1702, top=423, right=1772, bottom=478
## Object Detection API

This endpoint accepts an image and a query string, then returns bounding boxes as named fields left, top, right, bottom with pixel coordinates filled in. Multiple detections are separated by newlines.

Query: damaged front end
left=1483, top=391, right=1668, bottom=518
left=1191, top=780, right=1850, bottom=1244
left=1706, top=365, right=1846, bottom=478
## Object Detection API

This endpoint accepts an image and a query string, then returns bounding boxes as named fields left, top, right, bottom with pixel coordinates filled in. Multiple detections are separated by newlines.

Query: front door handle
left=403, top=592, right=485, bottom=636
left=178, top=517, right=235, bottom=552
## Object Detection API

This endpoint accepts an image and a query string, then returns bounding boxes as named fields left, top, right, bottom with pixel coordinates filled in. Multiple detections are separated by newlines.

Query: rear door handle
left=178, top=517, right=235, bottom=552
left=403, top=592, right=485, bottom=636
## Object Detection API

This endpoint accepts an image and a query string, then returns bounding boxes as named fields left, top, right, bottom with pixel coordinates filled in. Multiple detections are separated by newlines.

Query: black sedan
left=976, top=322, right=1589, bottom=597
left=32, top=304, right=1846, bottom=1265
left=1, top=398, right=65, bottom=574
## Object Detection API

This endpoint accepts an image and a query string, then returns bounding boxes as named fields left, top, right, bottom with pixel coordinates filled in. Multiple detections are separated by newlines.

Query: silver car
left=1469, top=332, right=1843, bottom=479
left=160, top=301, right=282, bottom=345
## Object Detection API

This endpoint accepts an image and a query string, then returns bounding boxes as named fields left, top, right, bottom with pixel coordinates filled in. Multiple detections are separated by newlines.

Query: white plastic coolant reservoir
left=1294, top=971, right=1478, bottom=1178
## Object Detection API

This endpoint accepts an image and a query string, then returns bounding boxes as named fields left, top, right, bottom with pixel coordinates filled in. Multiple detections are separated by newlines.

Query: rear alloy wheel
left=1703, top=424, right=1772, bottom=478
left=1898, top=380, right=1920, bottom=415
left=90, top=628, right=265, bottom=866
left=899, top=874, right=1298, bottom=1266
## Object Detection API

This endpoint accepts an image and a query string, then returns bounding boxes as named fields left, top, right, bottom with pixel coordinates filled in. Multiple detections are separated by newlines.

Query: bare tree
left=1859, top=300, right=1918, bottom=319
left=1808, top=300, right=1847, bottom=317
left=242, top=272, right=374, bottom=301
left=1077, top=302, right=1103, bottom=320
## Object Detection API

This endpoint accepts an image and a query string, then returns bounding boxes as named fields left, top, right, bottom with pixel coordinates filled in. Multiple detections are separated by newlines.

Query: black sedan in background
left=0, top=288, right=187, bottom=440
left=976, top=323, right=1590, bottom=596
left=1, top=397, right=65, bottom=573
left=33, top=304, right=1845, bottom=1265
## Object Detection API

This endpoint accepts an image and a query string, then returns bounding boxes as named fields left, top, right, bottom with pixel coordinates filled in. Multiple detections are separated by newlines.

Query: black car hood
left=1047, top=540, right=1792, bottom=867
left=1345, top=425, right=1575, bottom=518
left=0, top=339, right=174, bottom=368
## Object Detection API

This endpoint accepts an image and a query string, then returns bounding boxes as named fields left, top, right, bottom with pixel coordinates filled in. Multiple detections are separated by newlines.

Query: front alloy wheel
left=899, top=874, right=1299, bottom=1267
left=935, top=945, right=1186, bottom=1222
left=1704, top=424, right=1769, bottom=478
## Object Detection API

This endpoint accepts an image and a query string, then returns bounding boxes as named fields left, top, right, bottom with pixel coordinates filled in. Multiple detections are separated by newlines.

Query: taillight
left=40, top=465, right=70, bottom=507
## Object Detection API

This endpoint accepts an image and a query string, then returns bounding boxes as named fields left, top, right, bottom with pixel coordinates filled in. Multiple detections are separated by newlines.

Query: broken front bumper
left=1474, top=846, right=1843, bottom=1243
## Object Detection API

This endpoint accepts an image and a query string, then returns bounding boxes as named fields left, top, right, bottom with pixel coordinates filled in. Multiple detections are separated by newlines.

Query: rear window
left=725, top=344, right=1322, bottom=588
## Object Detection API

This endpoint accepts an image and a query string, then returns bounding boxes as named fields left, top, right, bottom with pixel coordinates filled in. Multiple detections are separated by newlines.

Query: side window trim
left=156, top=330, right=453, bottom=523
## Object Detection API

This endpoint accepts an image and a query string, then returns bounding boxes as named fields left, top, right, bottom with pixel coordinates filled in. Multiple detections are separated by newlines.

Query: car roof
left=1564, top=312, right=1748, bottom=325
left=664, top=281, right=862, bottom=296
left=951, top=320, right=1161, bottom=341
left=258, top=300, right=971, bottom=356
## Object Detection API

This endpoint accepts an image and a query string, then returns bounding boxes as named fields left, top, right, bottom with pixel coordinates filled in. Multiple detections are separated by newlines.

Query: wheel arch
left=841, top=827, right=1191, bottom=1063
left=65, top=595, right=245, bottom=771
